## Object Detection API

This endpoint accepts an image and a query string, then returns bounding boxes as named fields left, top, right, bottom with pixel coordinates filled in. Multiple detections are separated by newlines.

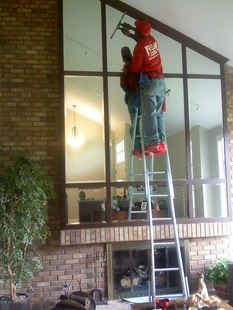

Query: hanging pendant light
left=67, top=105, right=84, bottom=147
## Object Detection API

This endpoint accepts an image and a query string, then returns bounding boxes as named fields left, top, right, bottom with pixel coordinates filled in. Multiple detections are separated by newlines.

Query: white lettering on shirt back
left=144, top=42, right=159, bottom=60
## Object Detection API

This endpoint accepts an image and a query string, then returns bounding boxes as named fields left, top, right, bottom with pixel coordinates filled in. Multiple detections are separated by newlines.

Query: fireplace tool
left=92, top=250, right=107, bottom=305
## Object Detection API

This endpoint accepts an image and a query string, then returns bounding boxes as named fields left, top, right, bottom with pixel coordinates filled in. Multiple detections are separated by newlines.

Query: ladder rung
left=130, top=173, right=144, bottom=177
left=153, top=241, right=176, bottom=246
left=148, top=171, right=167, bottom=175
left=150, top=194, right=169, bottom=197
left=154, top=267, right=180, bottom=272
left=157, top=293, right=185, bottom=300
left=132, top=190, right=145, bottom=193
left=129, top=117, right=188, bottom=300
left=152, top=217, right=171, bottom=221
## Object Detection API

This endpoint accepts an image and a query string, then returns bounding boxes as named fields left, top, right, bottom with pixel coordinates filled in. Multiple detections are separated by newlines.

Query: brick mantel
left=60, top=222, right=233, bottom=245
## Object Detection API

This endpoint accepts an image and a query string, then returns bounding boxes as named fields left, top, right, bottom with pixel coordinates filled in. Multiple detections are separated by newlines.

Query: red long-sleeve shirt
left=132, top=35, right=164, bottom=78
left=120, top=61, right=138, bottom=91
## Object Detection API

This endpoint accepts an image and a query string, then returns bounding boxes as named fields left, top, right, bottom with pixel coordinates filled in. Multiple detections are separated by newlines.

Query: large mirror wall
left=63, top=0, right=229, bottom=225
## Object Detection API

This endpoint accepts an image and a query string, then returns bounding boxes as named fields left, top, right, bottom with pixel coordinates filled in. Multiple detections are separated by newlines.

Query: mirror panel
left=165, top=78, right=186, bottom=179
left=65, top=76, right=105, bottom=182
left=174, top=185, right=188, bottom=218
left=63, top=0, right=102, bottom=71
left=193, top=184, right=228, bottom=218
left=106, top=7, right=182, bottom=74
left=152, top=31, right=182, bottom=74
left=63, top=1, right=229, bottom=224
left=107, top=7, right=136, bottom=73
left=188, top=79, right=224, bottom=179
left=109, top=77, right=187, bottom=182
left=187, top=48, right=220, bottom=75
left=66, top=187, right=107, bottom=224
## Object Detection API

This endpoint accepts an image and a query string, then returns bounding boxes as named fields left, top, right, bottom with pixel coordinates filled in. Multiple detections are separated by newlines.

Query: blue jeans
left=126, top=95, right=141, bottom=150
left=140, top=77, right=166, bottom=146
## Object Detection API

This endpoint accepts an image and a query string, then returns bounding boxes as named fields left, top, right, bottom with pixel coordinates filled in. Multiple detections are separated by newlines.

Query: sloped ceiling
left=121, top=0, right=233, bottom=67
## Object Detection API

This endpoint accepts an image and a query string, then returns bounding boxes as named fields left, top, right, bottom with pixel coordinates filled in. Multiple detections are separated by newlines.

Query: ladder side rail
left=166, top=149, right=188, bottom=299
left=140, top=116, right=155, bottom=303
left=144, top=158, right=156, bottom=301
left=128, top=108, right=139, bottom=221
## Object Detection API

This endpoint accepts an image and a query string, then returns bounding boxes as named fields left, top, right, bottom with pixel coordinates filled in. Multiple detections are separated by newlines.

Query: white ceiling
left=121, top=0, right=233, bottom=67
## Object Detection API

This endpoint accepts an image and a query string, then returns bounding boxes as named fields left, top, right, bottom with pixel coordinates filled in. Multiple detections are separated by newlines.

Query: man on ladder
left=121, top=20, right=167, bottom=156
left=121, top=20, right=189, bottom=304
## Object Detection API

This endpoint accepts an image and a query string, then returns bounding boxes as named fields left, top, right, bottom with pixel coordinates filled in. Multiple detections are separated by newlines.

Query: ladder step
left=128, top=113, right=188, bottom=300
left=130, top=173, right=144, bottom=177
left=156, top=293, right=185, bottom=300
left=152, top=217, right=172, bottom=221
left=150, top=194, right=169, bottom=198
left=153, top=241, right=176, bottom=246
left=148, top=171, right=167, bottom=175
left=154, top=267, right=180, bottom=272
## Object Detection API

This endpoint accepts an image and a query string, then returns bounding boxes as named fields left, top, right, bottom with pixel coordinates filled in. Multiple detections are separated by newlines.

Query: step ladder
left=128, top=109, right=189, bottom=303
left=128, top=108, right=152, bottom=221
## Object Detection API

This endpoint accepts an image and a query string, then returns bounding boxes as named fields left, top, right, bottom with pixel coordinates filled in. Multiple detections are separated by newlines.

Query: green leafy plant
left=0, top=152, right=56, bottom=302
left=204, top=257, right=233, bottom=285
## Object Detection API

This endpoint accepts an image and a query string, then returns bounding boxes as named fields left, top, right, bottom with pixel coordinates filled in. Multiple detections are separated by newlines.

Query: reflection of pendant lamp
left=67, top=105, right=84, bottom=147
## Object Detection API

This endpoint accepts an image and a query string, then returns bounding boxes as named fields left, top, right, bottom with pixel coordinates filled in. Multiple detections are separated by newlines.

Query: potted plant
left=204, top=257, right=233, bottom=299
left=0, top=151, right=56, bottom=309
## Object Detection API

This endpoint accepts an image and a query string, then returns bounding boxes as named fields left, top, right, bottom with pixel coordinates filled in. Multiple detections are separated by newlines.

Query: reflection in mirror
left=164, top=79, right=186, bottom=179
left=112, top=185, right=170, bottom=222
left=193, top=184, right=227, bottom=218
left=111, top=187, right=130, bottom=222
left=63, top=1, right=229, bottom=224
left=67, top=187, right=106, bottom=225
left=109, top=77, right=186, bottom=182
left=65, top=76, right=105, bottom=183
left=63, top=0, right=102, bottom=71
left=174, top=185, right=188, bottom=218
left=106, top=7, right=136, bottom=73
left=152, top=31, right=182, bottom=74
left=106, top=6, right=182, bottom=74
left=187, top=48, right=220, bottom=75
left=188, top=79, right=224, bottom=179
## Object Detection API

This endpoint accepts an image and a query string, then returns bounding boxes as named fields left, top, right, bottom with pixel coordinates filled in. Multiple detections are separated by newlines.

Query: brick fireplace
left=60, top=221, right=233, bottom=300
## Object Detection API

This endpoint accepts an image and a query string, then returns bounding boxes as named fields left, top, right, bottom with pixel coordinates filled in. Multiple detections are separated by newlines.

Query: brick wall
left=0, top=1, right=233, bottom=309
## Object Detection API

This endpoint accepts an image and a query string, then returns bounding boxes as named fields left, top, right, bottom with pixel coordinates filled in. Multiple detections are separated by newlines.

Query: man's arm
left=121, top=22, right=137, bottom=41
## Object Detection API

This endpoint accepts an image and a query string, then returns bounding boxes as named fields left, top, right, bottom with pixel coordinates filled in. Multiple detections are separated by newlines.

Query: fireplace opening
left=106, top=240, right=189, bottom=300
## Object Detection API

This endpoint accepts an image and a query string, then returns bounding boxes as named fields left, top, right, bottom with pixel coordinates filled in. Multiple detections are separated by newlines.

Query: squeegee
left=110, top=11, right=126, bottom=39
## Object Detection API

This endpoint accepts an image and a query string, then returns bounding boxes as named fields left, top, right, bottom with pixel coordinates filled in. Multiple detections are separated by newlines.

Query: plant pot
left=214, top=281, right=228, bottom=299
left=0, top=294, right=30, bottom=310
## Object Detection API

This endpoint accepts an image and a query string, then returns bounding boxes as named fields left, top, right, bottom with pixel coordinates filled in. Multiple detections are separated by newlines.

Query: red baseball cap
left=134, top=20, right=151, bottom=36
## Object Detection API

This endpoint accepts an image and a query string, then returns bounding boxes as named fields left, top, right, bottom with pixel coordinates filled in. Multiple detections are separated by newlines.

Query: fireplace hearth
left=106, top=240, right=189, bottom=300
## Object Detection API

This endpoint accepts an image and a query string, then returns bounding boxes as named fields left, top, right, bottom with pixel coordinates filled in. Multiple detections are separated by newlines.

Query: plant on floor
left=204, top=257, right=233, bottom=299
left=204, top=257, right=232, bottom=285
left=0, top=151, right=56, bottom=303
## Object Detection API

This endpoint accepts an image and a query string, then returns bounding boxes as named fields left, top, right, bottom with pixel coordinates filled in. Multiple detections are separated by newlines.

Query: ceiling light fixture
left=67, top=105, right=84, bottom=147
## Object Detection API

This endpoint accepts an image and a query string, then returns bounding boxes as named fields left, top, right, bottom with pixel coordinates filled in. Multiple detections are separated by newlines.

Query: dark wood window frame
left=62, top=0, right=231, bottom=229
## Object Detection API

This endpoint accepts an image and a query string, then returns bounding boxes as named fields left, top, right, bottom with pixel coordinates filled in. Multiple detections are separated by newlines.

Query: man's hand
left=121, top=27, right=136, bottom=41
left=121, top=28, right=131, bottom=37
left=122, top=22, right=136, bottom=31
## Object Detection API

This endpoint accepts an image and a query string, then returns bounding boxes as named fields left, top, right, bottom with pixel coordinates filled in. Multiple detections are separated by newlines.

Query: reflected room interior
left=63, top=0, right=228, bottom=225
